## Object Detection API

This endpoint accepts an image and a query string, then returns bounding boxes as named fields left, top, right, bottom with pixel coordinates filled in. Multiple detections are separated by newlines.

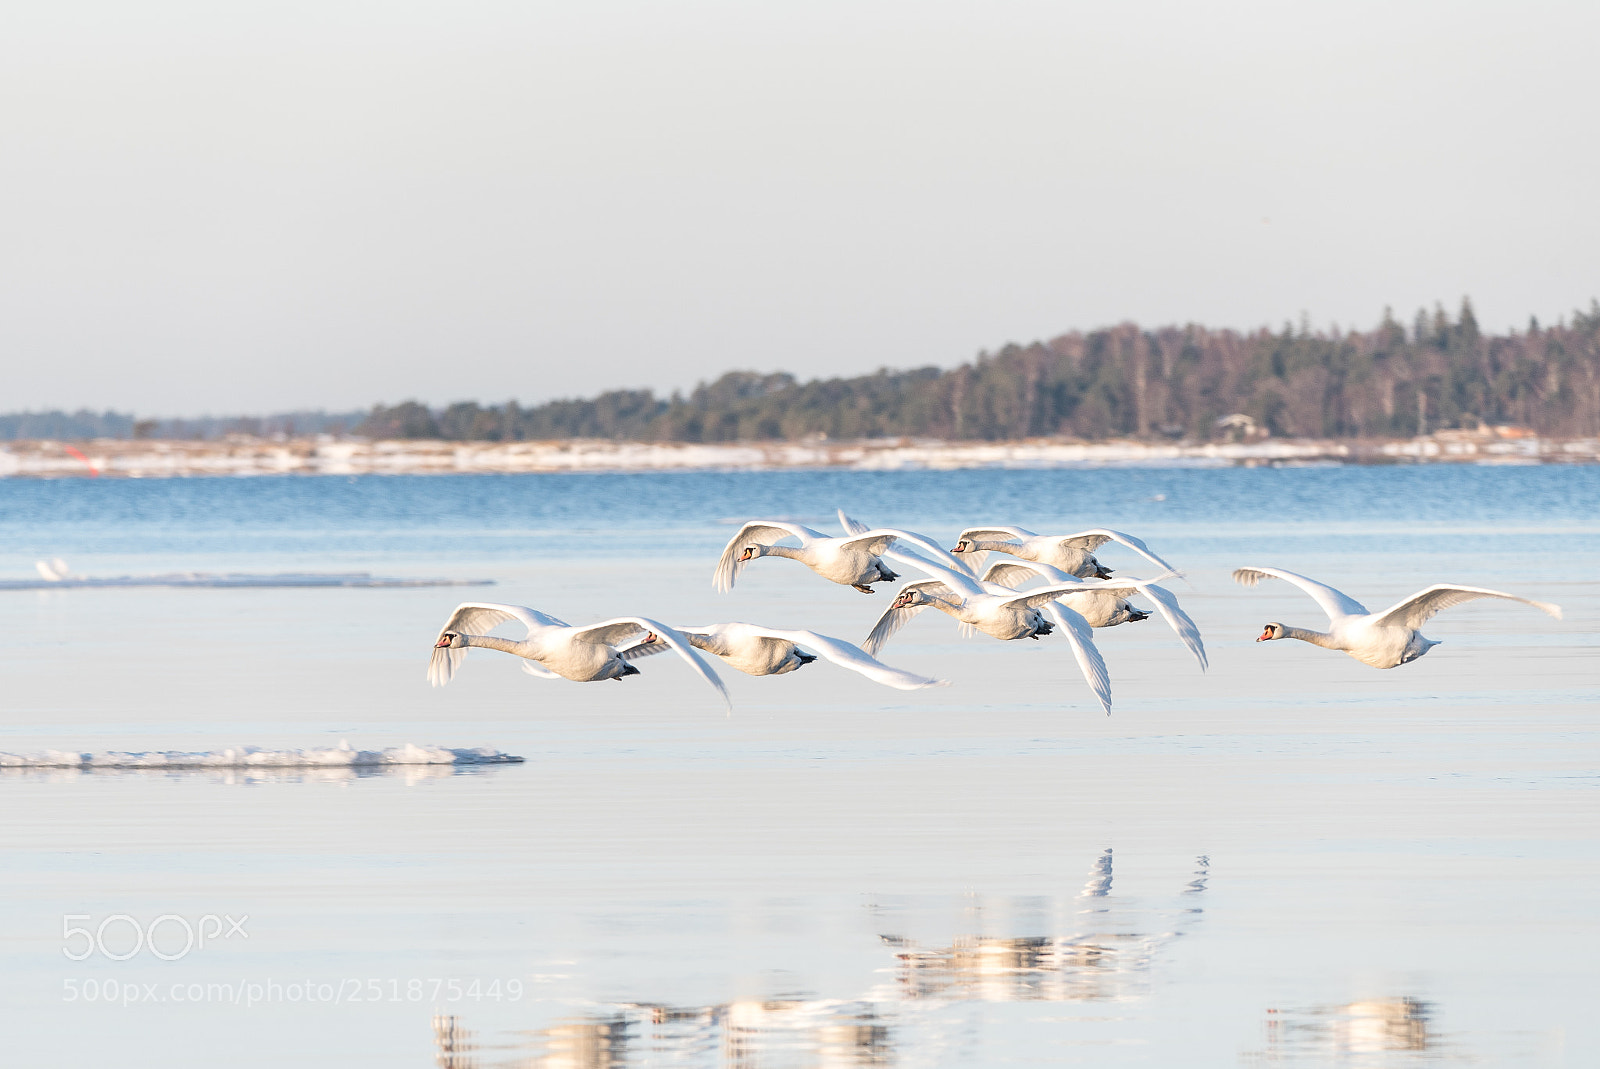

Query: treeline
left=8, top=302, right=1599, bottom=443
left=0, top=410, right=365, bottom=442
left=359, top=300, right=1600, bottom=442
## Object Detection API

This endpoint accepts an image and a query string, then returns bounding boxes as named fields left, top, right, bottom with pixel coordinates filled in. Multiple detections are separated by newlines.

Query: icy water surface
left=0, top=467, right=1596, bottom=1066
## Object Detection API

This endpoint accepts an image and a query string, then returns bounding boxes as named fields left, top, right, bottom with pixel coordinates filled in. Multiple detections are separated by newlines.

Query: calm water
left=1, top=467, right=1596, bottom=1067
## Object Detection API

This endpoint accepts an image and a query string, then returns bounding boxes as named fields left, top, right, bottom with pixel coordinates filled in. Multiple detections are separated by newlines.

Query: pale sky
left=3, top=0, right=1597, bottom=415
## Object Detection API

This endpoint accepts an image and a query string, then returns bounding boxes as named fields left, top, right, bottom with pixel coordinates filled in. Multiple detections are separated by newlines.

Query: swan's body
left=428, top=602, right=729, bottom=706
left=981, top=560, right=1207, bottom=670
left=619, top=622, right=947, bottom=690
left=859, top=553, right=1115, bottom=713
left=1233, top=567, right=1561, bottom=669
left=951, top=525, right=1176, bottom=579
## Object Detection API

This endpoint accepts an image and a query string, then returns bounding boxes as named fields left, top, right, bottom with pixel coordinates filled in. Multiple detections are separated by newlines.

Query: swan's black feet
left=853, top=584, right=875, bottom=593
left=1095, top=565, right=1114, bottom=579
left=615, top=663, right=641, bottom=679
left=795, top=652, right=818, bottom=666
left=1126, top=609, right=1150, bottom=622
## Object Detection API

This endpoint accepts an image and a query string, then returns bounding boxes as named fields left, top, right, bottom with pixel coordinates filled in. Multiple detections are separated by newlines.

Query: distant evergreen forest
left=357, top=300, right=1600, bottom=442
left=7, top=301, right=1598, bottom=442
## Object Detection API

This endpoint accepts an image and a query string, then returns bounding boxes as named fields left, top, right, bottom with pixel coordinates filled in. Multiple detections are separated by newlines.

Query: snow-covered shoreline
left=1, top=432, right=1593, bottom=478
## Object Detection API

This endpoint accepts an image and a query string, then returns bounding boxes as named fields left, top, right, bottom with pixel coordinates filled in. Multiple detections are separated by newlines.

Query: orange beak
left=434, top=636, right=451, bottom=648
left=1256, top=629, right=1272, bottom=642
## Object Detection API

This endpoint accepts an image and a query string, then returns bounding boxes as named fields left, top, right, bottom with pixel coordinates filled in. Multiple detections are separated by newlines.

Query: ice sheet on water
left=0, top=741, right=522, bottom=769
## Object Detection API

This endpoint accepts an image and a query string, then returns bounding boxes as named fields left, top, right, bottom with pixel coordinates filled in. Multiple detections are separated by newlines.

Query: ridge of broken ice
left=0, top=742, right=523, bottom=769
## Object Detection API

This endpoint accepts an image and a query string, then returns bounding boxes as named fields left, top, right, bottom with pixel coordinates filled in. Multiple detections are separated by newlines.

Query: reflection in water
left=1244, top=996, right=1437, bottom=1065
left=876, top=850, right=1204, bottom=1005
left=443, top=852, right=1212, bottom=1068
left=0, top=763, right=499, bottom=786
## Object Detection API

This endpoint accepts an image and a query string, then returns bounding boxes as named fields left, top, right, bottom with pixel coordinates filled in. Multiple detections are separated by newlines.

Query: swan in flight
left=714, top=520, right=958, bottom=593
left=428, top=602, right=729, bottom=706
left=618, top=622, right=948, bottom=690
left=860, top=554, right=1115, bottom=714
left=1232, top=567, right=1562, bottom=668
left=980, top=560, right=1207, bottom=670
left=950, top=526, right=1176, bottom=579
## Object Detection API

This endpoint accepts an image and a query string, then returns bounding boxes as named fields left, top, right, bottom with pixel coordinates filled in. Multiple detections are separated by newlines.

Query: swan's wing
left=861, top=580, right=950, bottom=656
left=838, top=511, right=976, bottom=577
left=999, top=582, right=1109, bottom=613
left=877, top=545, right=987, bottom=598
left=713, top=521, right=822, bottom=592
left=1134, top=582, right=1208, bottom=670
left=1062, top=529, right=1178, bottom=575
left=1232, top=566, right=1369, bottom=622
left=1042, top=602, right=1112, bottom=715
left=955, top=526, right=1036, bottom=542
left=568, top=618, right=654, bottom=648
left=589, top=617, right=730, bottom=710
left=749, top=627, right=949, bottom=690
left=428, top=602, right=564, bottom=686
left=836, top=531, right=899, bottom=559
left=981, top=560, right=1077, bottom=589
left=1367, top=585, right=1563, bottom=631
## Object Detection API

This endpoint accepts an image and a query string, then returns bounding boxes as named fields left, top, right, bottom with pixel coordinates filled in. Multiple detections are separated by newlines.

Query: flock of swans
left=428, top=510, right=1562, bottom=715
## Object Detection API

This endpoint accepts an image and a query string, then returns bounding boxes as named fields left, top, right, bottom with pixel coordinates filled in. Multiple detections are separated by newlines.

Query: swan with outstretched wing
left=1232, top=567, right=1561, bottom=669
left=428, top=602, right=729, bottom=708
left=951, top=525, right=1176, bottom=579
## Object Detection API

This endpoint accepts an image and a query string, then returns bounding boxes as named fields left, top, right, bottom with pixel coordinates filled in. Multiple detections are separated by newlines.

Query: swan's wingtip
left=1540, top=600, right=1563, bottom=621
left=1231, top=567, right=1265, bottom=587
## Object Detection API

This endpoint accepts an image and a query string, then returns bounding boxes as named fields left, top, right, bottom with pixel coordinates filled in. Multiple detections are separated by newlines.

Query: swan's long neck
left=1281, top=625, right=1342, bottom=650
left=462, top=634, right=528, bottom=655
left=970, top=539, right=1019, bottom=554
left=760, top=544, right=804, bottom=561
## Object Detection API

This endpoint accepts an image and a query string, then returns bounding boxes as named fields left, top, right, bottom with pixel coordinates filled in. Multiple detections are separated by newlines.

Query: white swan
left=951, top=525, right=1176, bottom=579
left=428, top=602, right=729, bottom=706
left=714, top=520, right=958, bottom=593
left=618, top=622, right=948, bottom=690
left=1232, top=567, right=1562, bottom=668
left=860, top=554, right=1115, bottom=714
left=980, top=559, right=1207, bottom=670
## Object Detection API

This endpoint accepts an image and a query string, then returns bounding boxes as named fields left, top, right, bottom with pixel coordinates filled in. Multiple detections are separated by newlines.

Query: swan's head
left=951, top=539, right=972, bottom=553
left=1257, top=622, right=1285, bottom=642
left=435, top=631, right=467, bottom=649
left=891, top=588, right=927, bottom=610
left=738, top=545, right=764, bottom=562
